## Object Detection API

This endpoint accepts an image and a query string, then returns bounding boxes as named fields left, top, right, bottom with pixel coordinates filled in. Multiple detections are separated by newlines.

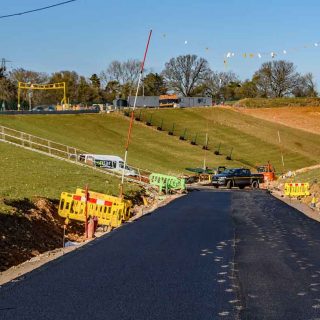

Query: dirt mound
left=0, top=198, right=84, bottom=272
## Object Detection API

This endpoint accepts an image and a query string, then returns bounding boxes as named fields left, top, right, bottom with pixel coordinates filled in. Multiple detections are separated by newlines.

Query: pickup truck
left=211, top=168, right=264, bottom=189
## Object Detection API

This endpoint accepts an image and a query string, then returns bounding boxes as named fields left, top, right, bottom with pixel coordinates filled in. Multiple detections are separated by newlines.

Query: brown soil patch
left=0, top=198, right=85, bottom=272
left=239, top=107, right=320, bottom=135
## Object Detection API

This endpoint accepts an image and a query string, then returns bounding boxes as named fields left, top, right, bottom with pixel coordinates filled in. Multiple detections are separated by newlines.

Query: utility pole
left=0, top=58, right=11, bottom=75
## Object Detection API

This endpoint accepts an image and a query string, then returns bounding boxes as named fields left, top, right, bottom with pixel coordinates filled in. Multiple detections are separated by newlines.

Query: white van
left=78, top=154, right=137, bottom=176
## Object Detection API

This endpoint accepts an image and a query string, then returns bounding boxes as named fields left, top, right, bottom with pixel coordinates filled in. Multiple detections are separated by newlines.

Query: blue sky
left=1, top=0, right=319, bottom=81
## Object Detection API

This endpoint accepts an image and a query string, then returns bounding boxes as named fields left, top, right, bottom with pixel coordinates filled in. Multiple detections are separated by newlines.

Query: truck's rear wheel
left=251, top=180, right=259, bottom=189
left=226, top=180, right=232, bottom=189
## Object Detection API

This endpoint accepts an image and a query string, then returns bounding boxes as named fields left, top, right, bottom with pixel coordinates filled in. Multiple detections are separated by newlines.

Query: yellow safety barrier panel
left=284, top=183, right=310, bottom=197
left=58, top=188, right=132, bottom=228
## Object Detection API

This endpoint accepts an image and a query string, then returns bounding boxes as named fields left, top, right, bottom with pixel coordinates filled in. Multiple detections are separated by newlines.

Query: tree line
left=0, top=54, right=317, bottom=109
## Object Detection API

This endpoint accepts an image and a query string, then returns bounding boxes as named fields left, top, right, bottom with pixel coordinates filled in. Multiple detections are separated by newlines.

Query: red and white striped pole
left=120, top=30, right=152, bottom=196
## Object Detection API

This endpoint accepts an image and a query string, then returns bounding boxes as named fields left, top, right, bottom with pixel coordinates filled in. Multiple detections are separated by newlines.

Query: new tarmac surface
left=1, top=189, right=320, bottom=320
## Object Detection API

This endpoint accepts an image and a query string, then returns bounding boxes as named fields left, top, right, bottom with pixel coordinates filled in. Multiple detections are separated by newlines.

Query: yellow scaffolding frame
left=17, top=81, right=67, bottom=111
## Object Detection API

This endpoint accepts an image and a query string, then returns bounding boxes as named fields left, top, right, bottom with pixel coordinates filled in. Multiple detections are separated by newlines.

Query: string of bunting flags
left=159, top=32, right=319, bottom=67
left=223, top=40, right=319, bottom=64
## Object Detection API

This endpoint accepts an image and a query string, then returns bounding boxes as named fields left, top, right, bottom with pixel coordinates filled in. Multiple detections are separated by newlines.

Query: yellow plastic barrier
left=58, top=189, right=132, bottom=228
left=284, top=183, right=310, bottom=197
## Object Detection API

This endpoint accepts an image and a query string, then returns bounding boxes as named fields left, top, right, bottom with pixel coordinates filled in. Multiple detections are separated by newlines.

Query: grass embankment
left=0, top=143, right=139, bottom=212
left=135, top=107, right=320, bottom=173
left=0, top=112, right=243, bottom=177
left=234, top=98, right=320, bottom=108
left=292, top=168, right=320, bottom=184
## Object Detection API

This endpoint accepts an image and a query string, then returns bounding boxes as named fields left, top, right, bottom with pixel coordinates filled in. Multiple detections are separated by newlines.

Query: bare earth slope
left=240, top=106, right=320, bottom=135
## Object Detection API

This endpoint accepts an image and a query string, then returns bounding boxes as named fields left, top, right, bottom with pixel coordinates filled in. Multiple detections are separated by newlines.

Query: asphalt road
left=1, top=189, right=320, bottom=320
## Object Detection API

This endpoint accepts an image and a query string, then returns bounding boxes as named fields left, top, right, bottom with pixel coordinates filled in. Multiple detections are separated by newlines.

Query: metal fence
left=0, top=125, right=151, bottom=187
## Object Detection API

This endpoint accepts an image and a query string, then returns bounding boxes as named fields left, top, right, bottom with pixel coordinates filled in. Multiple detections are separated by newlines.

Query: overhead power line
left=0, top=0, right=77, bottom=19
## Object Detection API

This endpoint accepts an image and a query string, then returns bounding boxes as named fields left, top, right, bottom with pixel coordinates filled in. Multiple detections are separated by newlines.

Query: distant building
left=127, top=96, right=159, bottom=108
left=178, top=97, right=212, bottom=108
left=125, top=95, right=212, bottom=108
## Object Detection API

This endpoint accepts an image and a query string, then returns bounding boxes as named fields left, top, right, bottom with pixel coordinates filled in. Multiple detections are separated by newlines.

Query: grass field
left=292, top=168, right=320, bottom=184
left=0, top=143, right=139, bottom=207
left=0, top=112, right=243, bottom=175
left=135, top=107, right=320, bottom=171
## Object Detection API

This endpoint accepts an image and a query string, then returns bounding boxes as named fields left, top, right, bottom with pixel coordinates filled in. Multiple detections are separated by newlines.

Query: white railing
left=0, top=125, right=87, bottom=160
left=0, top=125, right=151, bottom=186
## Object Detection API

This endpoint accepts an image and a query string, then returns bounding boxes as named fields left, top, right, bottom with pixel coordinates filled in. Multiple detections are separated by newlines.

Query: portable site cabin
left=177, top=97, right=212, bottom=107
left=127, top=96, right=212, bottom=108
left=127, top=96, right=159, bottom=108
left=78, top=154, right=137, bottom=176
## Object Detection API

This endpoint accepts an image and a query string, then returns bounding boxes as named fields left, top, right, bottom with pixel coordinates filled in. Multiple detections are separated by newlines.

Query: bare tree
left=101, top=59, right=141, bottom=86
left=122, top=59, right=141, bottom=85
left=254, top=60, right=300, bottom=97
left=9, top=68, right=49, bottom=106
left=162, top=54, right=211, bottom=96
left=10, top=68, right=48, bottom=85
left=302, top=73, right=318, bottom=97
left=292, top=73, right=318, bottom=97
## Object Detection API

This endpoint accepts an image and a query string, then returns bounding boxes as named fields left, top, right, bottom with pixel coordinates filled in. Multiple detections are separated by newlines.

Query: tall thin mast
left=120, top=30, right=152, bottom=195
